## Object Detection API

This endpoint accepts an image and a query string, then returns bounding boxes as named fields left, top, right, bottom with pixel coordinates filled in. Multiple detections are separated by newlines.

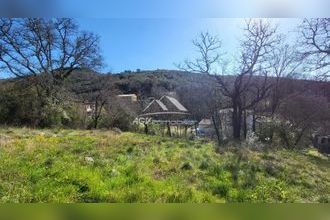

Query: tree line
left=177, top=19, right=329, bottom=147
left=0, top=18, right=329, bottom=148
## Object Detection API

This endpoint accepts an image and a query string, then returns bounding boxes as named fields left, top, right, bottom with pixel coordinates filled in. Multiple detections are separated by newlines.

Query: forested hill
left=66, top=69, right=330, bottom=101
left=66, top=69, right=211, bottom=99
left=2, top=69, right=329, bottom=102
left=62, top=68, right=330, bottom=124
left=1, top=68, right=329, bottom=128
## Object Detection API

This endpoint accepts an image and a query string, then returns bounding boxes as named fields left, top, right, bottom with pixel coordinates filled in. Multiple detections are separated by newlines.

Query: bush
left=264, top=161, right=280, bottom=177
left=212, top=182, right=230, bottom=197
left=0, top=81, right=87, bottom=129
left=257, top=118, right=310, bottom=149
left=199, top=160, right=209, bottom=170
left=181, top=162, right=193, bottom=170
left=98, top=107, right=134, bottom=131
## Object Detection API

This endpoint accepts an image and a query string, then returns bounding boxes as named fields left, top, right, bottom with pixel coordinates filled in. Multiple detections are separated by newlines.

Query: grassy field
left=0, top=128, right=329, bottom=203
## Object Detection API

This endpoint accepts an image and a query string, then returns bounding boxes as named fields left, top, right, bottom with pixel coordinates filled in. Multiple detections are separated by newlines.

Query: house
left=117, top=94, right=137, bottom=102
left=116, top=94, right=139, bottom=114
left=143, top=99, right=169, bottom=114
left=83, top=101, right=95, bottom=116
left=197, top=119, right=214, bottom=136
left=196, top=109, right=255, bottom=139
left=141, top=95, right=190, bottom=120
left=159, top=96, right=188, bottom=112
left=138, top=95, right=195, bottom=136
left=82, top=94, right=138, bottom=116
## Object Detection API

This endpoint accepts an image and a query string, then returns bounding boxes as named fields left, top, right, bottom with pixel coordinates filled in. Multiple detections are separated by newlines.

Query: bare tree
left=90, top=88, right=109, bottom=129
left=0, top=18, right=102, bottom=97
left=177, top=32, right=222, bottom=74
left=180, top=19, right=281, bottom=141
left=177, top=31, right=224, bottom=144
left=298, top=18, right=330, bottom=80
left=277, top=94, right=330, bottom=148
left=77, top=75, right=115, bottom=129
left=216, top=19, right=280, bottom=140
left=268, top=43, right=302, bottom=115
left=0, top=18, right=102, bottom=126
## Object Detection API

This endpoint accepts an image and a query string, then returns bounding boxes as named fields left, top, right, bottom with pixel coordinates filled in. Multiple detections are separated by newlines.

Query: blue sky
left=1, top=0, right=329, bottom=75
left=61, top=0, right=329, bottom=18
left=77, top=18, right=301, bottom=73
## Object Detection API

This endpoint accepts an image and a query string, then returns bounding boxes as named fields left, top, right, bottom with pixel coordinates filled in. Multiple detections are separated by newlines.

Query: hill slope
left=0, top=128, right=328, bottom=202
left=66, top=69, right=330, bottom=101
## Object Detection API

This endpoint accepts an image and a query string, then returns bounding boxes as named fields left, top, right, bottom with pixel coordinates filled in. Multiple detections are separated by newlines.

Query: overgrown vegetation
left=0, top=128, right=328, bottom=203
left=0, top=18, right=329, bottom=203
left=0, top=19, right=329, bottom=146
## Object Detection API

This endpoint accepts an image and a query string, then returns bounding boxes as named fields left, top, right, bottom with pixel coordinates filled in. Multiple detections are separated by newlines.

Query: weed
left=181, top=162, right=193, bottom=170
left=0, top=128, right=328, bottom=202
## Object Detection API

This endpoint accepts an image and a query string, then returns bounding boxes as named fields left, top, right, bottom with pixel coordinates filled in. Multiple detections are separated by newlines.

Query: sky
left=0, top=0, right=329, bottom=75
left=77, top=18, right=301, bottom=73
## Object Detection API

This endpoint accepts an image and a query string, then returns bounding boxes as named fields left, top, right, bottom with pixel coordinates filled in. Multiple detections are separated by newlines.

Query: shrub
left=181, top=162, right=193, bottom=170
left=318, top=196, right=329, bottom=203
left=199, top=160, right=209, bottom=170
left=98, top=108, right=134, bottom=131
left=226, top=189, right=249, bottom=202
left=212, top=182, right=230, bottom=197
left=264, top=161, right=280, bottom=177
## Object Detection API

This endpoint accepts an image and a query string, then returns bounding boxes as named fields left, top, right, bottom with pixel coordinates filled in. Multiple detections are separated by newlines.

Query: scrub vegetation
left=0, top=128, right=328, bottom=203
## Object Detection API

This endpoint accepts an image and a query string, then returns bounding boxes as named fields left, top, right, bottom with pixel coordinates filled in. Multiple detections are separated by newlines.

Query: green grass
left=0, top=127, right=329, bottom=203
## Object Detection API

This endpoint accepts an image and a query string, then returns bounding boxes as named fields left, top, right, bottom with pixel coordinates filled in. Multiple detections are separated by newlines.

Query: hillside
left=66, top=69, right=212, bottom=99
left=2, top=69, right=329, bottom=103
left=66, top=69, right=330, bottom=101
left=1, top=69, right=329, bottom=130
left=0, top=128, right=328, bottom=203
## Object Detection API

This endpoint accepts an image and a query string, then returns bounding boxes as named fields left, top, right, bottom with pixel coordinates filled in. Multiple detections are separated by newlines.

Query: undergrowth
left=0, top=127, right=328, bottom=203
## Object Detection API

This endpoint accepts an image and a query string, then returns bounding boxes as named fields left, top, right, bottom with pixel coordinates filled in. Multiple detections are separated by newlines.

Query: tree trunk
left=93, top=117, right=98, bottom=129
left=92, top=100, right=99, bottom=129
left=211, top=114, right=222, bottom=146
left=144, top=123, right=148, bottom=134
left=184, top=126, right=187, bottom=137
left=243, top=110, right=247, bottom=139
left=294, top=127, right=308, bottom=147
left=167, top=122, right=171, bottom=137
left=252, top=112, right=256, bottom=132
left=34, top=84, right=47, bottom=127
left=232, top=104, right=242, bottom=140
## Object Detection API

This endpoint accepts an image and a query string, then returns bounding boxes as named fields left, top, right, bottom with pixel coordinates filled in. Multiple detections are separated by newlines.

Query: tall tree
left=298, top=18, right=330, bottom=80
left=277, top=93, right=330, bottom=148
left=0, top=18, right=102, bottom=96
left=177, top=32, right=222, bottom=75
left=180, top=19, right=280, bottom=140
left=268, top=43, right=302, bottom=115
left=0, top=18, right=102, bottom=126
left=177, top=32, right=224, bottom=144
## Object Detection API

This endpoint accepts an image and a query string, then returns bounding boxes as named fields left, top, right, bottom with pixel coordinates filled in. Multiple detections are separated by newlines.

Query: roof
left=117, top=94, right=137, bottom=97
left=142, top=99, right=168, bottom=112
left=155, top=100, right=168, bottom=111
left=142, top=96, right=188, bottom=114
left=117, top=94, right=137, bottom=102
left=199, top=119, right=212, bottom=125
left=160, top=96, right=188, bottom=112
